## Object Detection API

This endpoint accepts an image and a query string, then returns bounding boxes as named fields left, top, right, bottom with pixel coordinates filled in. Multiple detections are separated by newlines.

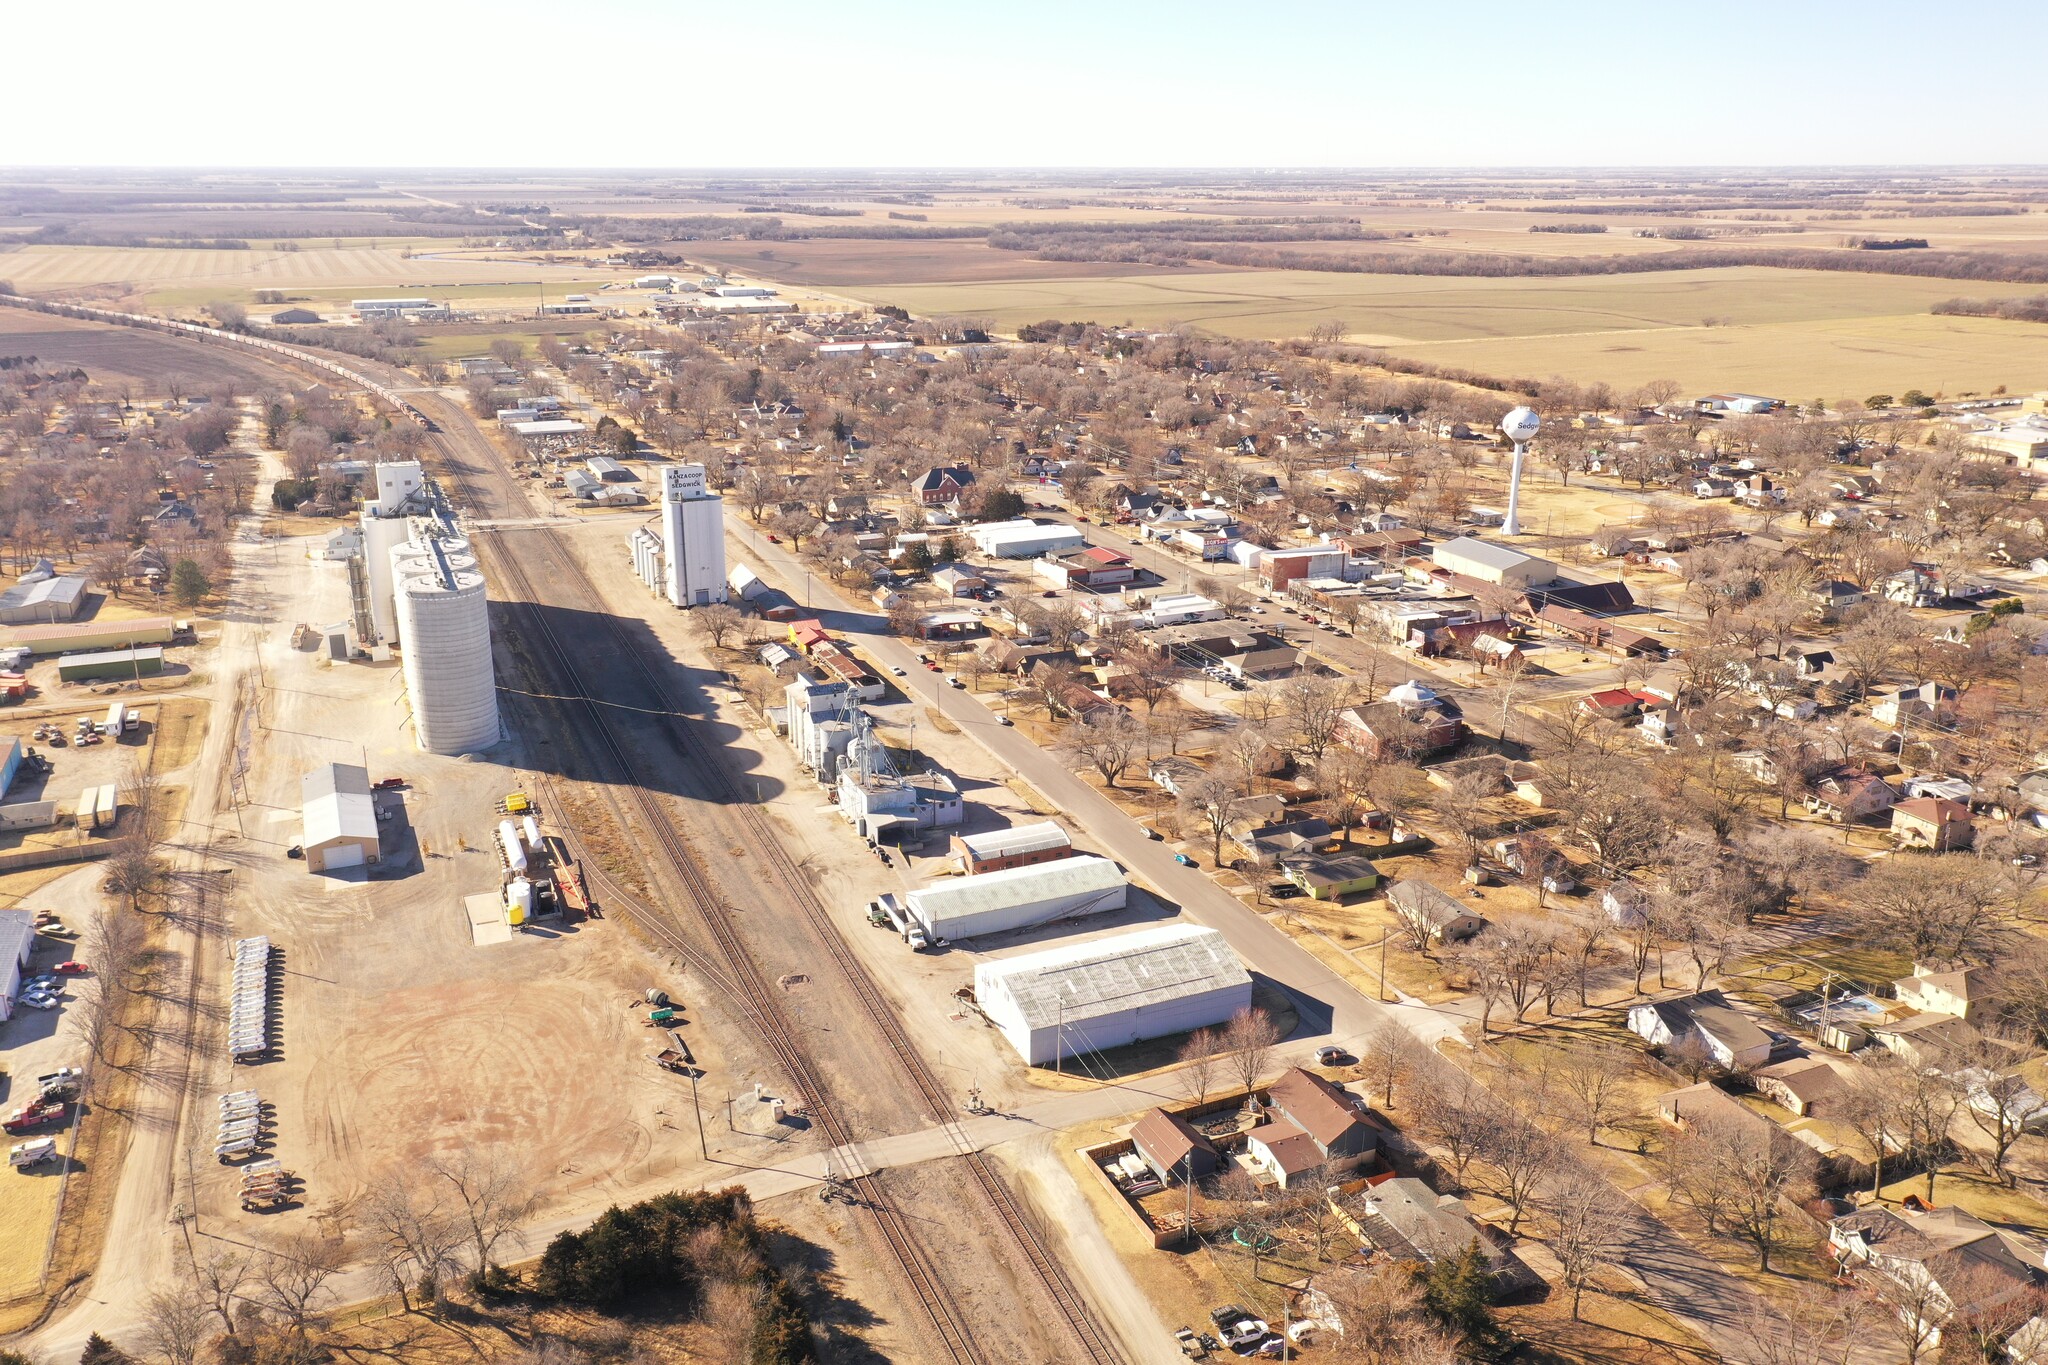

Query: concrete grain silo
left=393, top=537, right=498, bottom=754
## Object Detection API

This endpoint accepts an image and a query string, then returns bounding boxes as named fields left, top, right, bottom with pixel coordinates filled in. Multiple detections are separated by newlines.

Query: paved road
left=728, top=521, right=1793, bottom=1364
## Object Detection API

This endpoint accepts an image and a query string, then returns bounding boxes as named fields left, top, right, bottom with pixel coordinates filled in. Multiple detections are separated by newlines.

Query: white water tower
left=1499, top=406, right=1541, bottom=536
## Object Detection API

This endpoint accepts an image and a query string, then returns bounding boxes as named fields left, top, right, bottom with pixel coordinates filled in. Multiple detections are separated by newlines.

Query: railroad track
left=434, top=445, right=1119, bottom=1363
left=428, top=448, right=990, bottom=1364
left=0, top=294, right=1120, bottom=1364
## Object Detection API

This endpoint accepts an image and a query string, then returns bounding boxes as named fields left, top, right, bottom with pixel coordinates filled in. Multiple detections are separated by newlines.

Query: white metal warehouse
left=967, top=520, right=1089, bottom=559
left=975, top=924, right=1253, bottom=1067
left=906, top=854, right=1125, bottom=943
left=300, top=763, right=380, bottom=872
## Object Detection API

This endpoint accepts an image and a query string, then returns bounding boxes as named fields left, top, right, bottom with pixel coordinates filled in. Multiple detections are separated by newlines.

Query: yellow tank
left=506, top=901, right=526, bottom=926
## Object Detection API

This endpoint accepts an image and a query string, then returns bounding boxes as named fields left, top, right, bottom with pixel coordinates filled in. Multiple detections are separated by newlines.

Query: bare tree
left=1360, top=1021, right=1421, bottom=1110
left=1056, top=711, right=1144, bottom=787
left=1472, top=1111, right=1560, bottom=1236
left=1746, top=1281, right=1883, bottom=1365
left=1858, top=1263, right=1948, bottom=1365
left=1682, top=1116, right=1816, bottom=1271
left=141, top=1281, right=211, bottom=1365
left=1544, top=1173, right=1630, bottom=1319
left=361, top=1175, right=465, bottom=1312
left=1177, top=1027, right=1222, bottom=1106
left=187, top=1245, right=251, bottom=1346
left=253, top=1232, right=348, bottom=1337
left=690, top=602, right=744, bottom=650
left=1282, top=673, right=1353, bottom=766
left=431, top=1149, right=536, bottom=1279
left=1177, top=774, right=1242, bottom=868
left=1548, top=1039, right=1635, bottom=1145
left=1223, top=1007, right=1282, bottom=1095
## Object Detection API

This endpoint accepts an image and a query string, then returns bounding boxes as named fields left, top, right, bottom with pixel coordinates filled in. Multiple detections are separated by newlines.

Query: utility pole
left=688, top=1068, right=708, bottom=1157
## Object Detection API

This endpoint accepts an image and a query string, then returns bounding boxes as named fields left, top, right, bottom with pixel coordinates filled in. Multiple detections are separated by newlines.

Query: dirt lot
left=175, top=519, right=779, bottom=1242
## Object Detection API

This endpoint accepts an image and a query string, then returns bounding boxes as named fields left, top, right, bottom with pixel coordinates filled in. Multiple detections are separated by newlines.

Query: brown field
left=0, top=308, right=306, bottom=393
left=691, top=236, right=1183, bottom=287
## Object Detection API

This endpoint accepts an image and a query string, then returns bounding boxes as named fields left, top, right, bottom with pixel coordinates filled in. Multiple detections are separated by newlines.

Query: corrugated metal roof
left=1434, top=536, right=1540, bottom=573
left=909, top=854, right=1123, bottom=927
left=0, top=907, right=34, bottom=971
left=957, top=821, right=1072, bottom=862
left=979, top=924, right=1249, bottom=1029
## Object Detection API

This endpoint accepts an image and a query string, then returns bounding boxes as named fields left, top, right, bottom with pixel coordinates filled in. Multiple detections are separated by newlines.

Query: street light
left=1499, top=405, right=1540, bottom=537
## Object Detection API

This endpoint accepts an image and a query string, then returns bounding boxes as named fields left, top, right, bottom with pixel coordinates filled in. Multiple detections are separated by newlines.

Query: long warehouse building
left=905, top=854, right=1125, bottom=943
left=975, top=924, right=1253, bottom=1067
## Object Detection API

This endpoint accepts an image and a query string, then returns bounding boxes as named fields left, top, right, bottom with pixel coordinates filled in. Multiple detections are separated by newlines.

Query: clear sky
left=11, top=0, right=2043, bottom=168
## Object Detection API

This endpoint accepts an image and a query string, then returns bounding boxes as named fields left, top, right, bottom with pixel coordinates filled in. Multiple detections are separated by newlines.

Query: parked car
left=766, top=533, right=781, bottom=543
left=19, top=993, right=60, bottom=1011
left=372, top=777, right=406, bottom=790
left=1315, top=1045, right=1349, bottom=1066
left=890, top=665, right=906, bottom=676
left=1175, top=853, right=1199, bottom=868
left=997, top=716, right=1014, bottom=726
left=52, top=962, right=89, bottom=976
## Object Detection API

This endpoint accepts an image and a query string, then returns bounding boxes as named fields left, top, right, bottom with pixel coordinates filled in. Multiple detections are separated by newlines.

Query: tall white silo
left=394, top=539, right=498, bottom=754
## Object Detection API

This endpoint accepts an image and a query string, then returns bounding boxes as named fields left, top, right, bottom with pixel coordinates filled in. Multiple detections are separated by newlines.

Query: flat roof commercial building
left=1431, top=537, right=1555, bottom=589
left=905, top=854, right=1125, bottom=943
left=975, top=924, right=1253, bottom=1067
left=301, top=762, right=380, bottom=873
left=953, top=821, right=1075, bottom=876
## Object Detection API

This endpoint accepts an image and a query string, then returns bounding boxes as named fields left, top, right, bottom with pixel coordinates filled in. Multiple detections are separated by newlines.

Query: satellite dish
left=1501, top=407, right=1541, bottom=443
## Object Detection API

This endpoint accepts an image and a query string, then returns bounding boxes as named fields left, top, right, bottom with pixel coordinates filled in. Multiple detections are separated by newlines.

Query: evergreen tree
left=1420, top=1240, right=1509, bottom=1360
left=80, top=1334, right=133, bottom=1365
left=171, top=559, right=211, bottom=607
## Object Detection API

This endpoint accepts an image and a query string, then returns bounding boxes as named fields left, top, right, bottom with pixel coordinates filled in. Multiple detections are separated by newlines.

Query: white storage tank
left=498, top=819, right=527, bottom=871
left=394, top=536, right=498, bottom=754
left=521, top=815, right=543, bottom=850
left=505, top=877, right=533, bottom=924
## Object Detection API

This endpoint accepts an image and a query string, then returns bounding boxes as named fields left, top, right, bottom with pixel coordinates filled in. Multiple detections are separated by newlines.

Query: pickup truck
left=4, top=1099, right=69, bottom=1133
left=37, top=1069, right=83, bottom=1099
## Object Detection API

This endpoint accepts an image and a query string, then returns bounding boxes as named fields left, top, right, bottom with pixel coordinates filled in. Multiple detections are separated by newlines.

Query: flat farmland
left=0, top=243, right=629, bottom=307
left=835, top=266, right=2048, bottom=394
left=692, top=236, right=1182, bottom=287
left=1401, top=308, right=2048, bottom=398
left=0, top=308, right=301, bottom=392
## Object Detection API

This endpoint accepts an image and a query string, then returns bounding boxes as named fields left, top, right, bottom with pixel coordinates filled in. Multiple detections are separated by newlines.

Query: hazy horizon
left=17, top=0, right=2045, bottom=169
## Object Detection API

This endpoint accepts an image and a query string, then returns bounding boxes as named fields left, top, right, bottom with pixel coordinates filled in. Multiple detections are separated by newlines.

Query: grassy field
left=838, top=266, right=2048, bottom=396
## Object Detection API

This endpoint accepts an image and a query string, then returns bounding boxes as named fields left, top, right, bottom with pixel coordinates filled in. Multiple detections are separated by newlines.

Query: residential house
left=1894, top=965, right=1985, bottom=1022
left=911, top=466, right=975, bottom=506
left=1655, top=1081, right=1779, bottom=1137
left=1385, top=879, right=1487, bottom=946
left=1753, top=1055, right=1847, bottom=1117
left=1245, top=1120, right=1328, bottom=1189
left=1343, top=1178, right=1542, bottom=1296
left=1626, top=992, right=1774, bottom=1071
left=1869, top=1013, right=1979, bottom=1068
left=1805, top=768, right=1896, bottom=823
left=1130, top=1108, right=1220, bottom=1186
left=1280, top=854, right=1381, bottom=901
left=1601, top=881, right=1648, bottom=927
left=1338, top=682, right=1467, bottom=760
left=1891, top=797, right=1975, bottom=850
left=1156, top=623, right=1301, bottom=678
left=1693, top=477, right=1737, bottom=499
left=1810, top=580, right=1867, bottom=622
left=1234, top=817, right=1335, bottom=863
left=1872, top=682, right=1959, bottom=729
left=1579, top=687, right=1656, bottom=721
left=1263, top=1068, right=1381, bottom=1165
left=1831, top=1204, right=2046, bottom=1353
